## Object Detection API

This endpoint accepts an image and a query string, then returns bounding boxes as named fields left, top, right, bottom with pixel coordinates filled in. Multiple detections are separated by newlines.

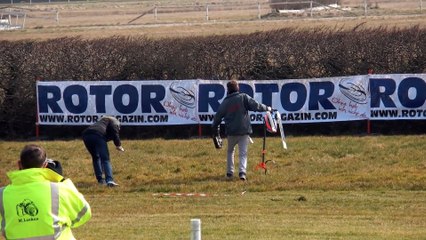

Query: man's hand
left=267, top=106, right=272, bottom=112
left=116, top=146, right=125, bottom=152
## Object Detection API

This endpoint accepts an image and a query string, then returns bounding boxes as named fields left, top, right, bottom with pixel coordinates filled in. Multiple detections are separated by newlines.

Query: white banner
left=197, top=76, right=369, bottom=124
left=36, top=74, right=426, bottom=125
left=369, top=74, right=426, bottom=120
left=37, top=80, right=198, bottom=125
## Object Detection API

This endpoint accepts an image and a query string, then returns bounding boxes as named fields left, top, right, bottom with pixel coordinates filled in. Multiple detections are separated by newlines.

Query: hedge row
left=1, top=26, right=425, bottom=138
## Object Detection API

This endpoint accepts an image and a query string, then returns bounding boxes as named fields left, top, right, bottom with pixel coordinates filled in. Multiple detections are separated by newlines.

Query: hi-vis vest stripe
left=0, top=183, right=61, bottom=240
left=0, top=186, right=5, bottom=239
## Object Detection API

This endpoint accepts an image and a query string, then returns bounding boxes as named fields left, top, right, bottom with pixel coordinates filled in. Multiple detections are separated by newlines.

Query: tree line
left=0, top=26, right=425, bottom=138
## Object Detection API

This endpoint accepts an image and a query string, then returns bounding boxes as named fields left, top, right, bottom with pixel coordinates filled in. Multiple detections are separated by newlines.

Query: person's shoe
left=98, top=180, right=106, bottom=186
left=226, top=173, right=233, bottom=181
left=239, top=173, right=247, bottom=181
left=106, top=181, right=119, bottom=187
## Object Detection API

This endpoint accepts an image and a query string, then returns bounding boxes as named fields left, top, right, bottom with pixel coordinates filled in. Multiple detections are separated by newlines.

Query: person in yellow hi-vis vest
left=0, top=144, right=91, bottom=239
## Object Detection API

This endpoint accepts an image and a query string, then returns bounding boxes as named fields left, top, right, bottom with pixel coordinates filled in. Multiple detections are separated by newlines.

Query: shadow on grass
left=124, top=173, right=248, bottom=193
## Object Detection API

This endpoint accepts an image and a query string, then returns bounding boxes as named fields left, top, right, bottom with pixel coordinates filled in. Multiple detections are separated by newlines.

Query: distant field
left=0, top=136, right=425, bottom=239
left=0, top=0, right=425, bottom=40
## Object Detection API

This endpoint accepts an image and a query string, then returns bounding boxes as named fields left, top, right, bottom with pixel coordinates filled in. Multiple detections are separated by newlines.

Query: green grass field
left=0, top=135, right=425, bottom=239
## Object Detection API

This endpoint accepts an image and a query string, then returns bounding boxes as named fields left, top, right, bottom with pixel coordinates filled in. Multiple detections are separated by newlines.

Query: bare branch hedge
left=0, top=26, right=425, bottom=138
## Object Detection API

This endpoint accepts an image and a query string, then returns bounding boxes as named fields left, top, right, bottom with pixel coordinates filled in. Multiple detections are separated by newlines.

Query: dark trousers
left=82, top=133, right=114, bottom=183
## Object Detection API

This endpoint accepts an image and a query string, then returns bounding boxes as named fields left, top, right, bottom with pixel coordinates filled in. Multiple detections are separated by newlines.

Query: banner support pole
left=36, top=112, right=39, bottom=140
left=35, top=77, right=42, bottom=140
left=367, top=69, right=374, bottom=135
left=367, top=120, right=371, bottom=135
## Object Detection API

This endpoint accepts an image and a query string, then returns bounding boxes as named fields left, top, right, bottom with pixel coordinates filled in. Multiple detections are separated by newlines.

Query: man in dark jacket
left=82, top=116, right=124, bottom=187
left=212, top=80, right=271, bottom=181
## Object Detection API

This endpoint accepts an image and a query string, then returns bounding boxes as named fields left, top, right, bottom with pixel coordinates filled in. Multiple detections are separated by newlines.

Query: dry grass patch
left=0, top=1, right=425, bottom=40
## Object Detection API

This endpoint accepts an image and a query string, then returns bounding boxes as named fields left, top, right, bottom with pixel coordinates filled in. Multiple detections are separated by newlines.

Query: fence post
left=206, top=4, right=209, bottom=21
left=310, top=0, right=313, bottom=17
left=364, top=0, right=368, bottom=16
left=154, top=5, right=158, bottom=21
left=257, top=2, right=261, bottom=19
left=420, top=0, right=423, bottom=13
